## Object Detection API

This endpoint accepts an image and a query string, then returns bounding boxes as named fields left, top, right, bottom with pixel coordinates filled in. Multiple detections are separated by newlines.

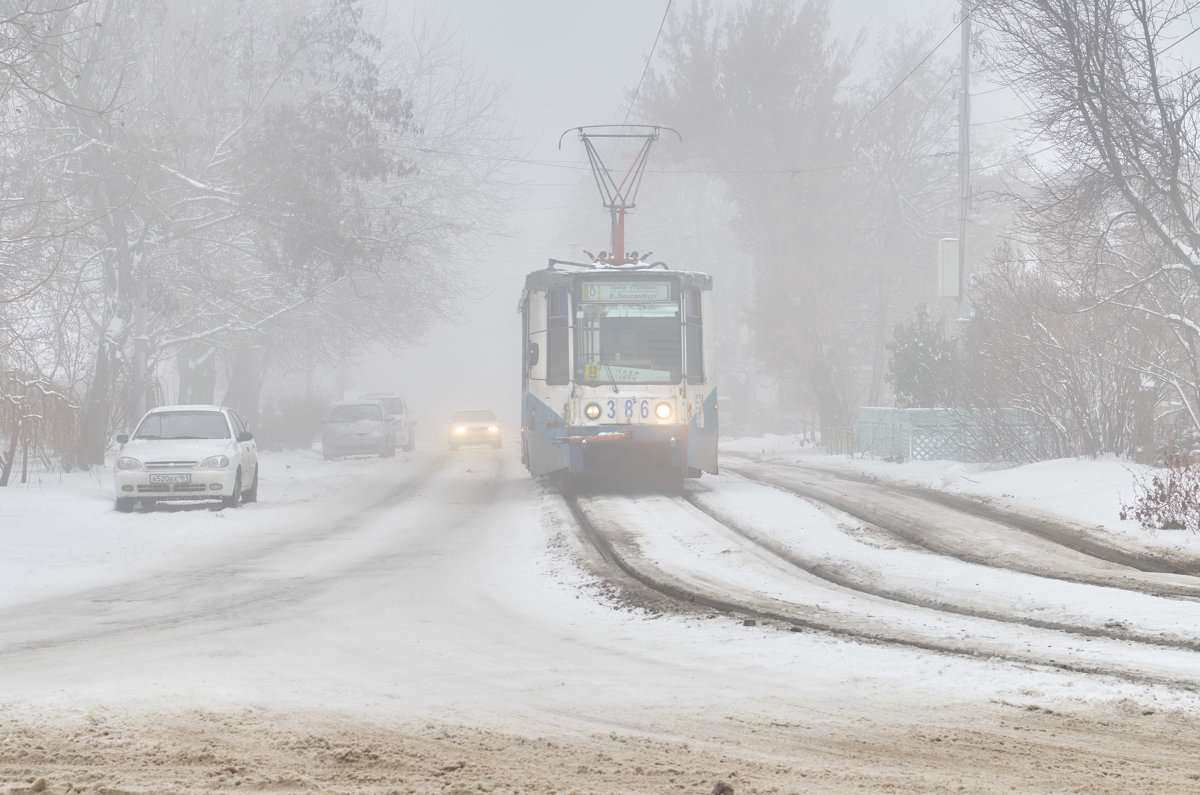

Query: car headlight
left=584, top=402, right=601, bottom=420
left=655, top=402, right=672, bottom=420
left=116, top=456, right=142, bottom=471
left=200, top=455, right=230, bottom=468
left=455, top=426, right=466, bottom=434
left=487, top=425, right=499, bottom=433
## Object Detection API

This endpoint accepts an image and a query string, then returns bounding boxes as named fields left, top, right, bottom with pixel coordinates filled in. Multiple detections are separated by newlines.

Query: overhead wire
left=842, top=5, right=970, bottom=141
left=401, top=3, right=1040, bottom=196
left=399, top=143, right=956, bottom=175
left=1158, top=19, right=1200, bottom=55
left=622, top=0, right=672, bottom=126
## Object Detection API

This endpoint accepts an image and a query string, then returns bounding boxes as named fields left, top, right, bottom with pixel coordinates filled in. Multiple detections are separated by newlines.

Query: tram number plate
left=149, top=473, right=191, bottom=484
left=601, top=398, right=654, bottom=420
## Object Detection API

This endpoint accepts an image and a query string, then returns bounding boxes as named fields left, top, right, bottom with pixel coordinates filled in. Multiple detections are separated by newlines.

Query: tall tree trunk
left=868, top=296, right=887, bottom=408
left=224, top=343, right=265, bottom=427
left=129, top=236, right=148, bottom=421
left=79, top=335, right=116, bottom=466
left=809, top=355, right=848, bottom=439
left=20, top=425, right=29, bottom=484
left=177, top=343, right=218, bottom=405
left=78, top=203, right=134, bottom=466
left=0, top=421, right=17, bottom=486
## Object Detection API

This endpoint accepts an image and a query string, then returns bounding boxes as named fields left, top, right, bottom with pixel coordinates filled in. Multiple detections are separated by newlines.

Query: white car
left=113, top=404, right=259, bottom=512
left=321, top=399, right=394, bottom=459
left=356, top=392, right=416, bottom=452
left=448, top=409, right=501, bottom=449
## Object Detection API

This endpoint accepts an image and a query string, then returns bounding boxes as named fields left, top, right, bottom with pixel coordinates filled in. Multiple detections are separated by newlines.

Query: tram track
left=562, top=466, right=1200, bottom=692
left=564, top=491, right=971, bottom=652
left=682, top=486, right=1200, bottom=651
left=723, top=455, right=1200, bottom=595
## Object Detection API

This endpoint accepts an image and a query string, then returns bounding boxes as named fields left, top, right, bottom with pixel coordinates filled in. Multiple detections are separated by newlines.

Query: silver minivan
left=358, top=392, right=416, bottom=451
left=321, top=399, right=394, bottom=459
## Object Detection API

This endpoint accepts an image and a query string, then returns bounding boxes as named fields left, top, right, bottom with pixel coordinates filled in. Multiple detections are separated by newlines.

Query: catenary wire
left=622, top=0, right=673, bottom=126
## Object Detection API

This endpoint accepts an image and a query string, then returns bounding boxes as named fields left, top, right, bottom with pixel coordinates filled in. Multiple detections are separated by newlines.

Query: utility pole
left=957, top=0, right=971, bottom=320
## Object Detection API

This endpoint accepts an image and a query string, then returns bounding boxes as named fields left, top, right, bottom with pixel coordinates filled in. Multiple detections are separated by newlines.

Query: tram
left=519, top=258, right=718, bottom=487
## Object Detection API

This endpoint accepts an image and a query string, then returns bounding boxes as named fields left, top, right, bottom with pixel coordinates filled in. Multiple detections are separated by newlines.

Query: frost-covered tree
left=635, top=0, right=960, bottom=434
left=0, top=0, right=115, bottom=471
left=1, top=0, right=515, bottom=465
left=977, top=0, right=1200, bottom=449
left=962, top=243, right=1152, bottom=459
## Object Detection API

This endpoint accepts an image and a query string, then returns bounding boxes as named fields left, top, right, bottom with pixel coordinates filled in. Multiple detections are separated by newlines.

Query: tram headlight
left=584, top=402, right=602, bottom=421
left=655, top=402, right=672, bottom=420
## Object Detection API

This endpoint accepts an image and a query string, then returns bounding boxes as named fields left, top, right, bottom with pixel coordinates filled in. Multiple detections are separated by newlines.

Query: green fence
left=851, top=407, right=1042, bottom=463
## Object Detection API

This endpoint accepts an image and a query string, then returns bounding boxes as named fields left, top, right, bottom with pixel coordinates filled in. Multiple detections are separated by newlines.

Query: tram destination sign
left=581, top=281, right=671, bottom=302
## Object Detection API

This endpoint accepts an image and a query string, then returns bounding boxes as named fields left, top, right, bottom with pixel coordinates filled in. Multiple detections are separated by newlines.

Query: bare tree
left=0, top=0, right=118, bottom=473
left=977, top=0, right=1200, bottom=449
left=841, top=27, right=962, bottom=407
left=636, top=0, right=960, bottom=433
left=0, top=0, right=107, bottom=321
left=963, top=241, right=1153, bottom=459
left=1, top=0, right=517, bottom=465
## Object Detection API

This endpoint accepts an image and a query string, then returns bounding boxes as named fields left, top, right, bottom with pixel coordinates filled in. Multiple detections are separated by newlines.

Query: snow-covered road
left=1, top=447, right=972, bottom=726
left=5, top=440, right=1200, bottom=793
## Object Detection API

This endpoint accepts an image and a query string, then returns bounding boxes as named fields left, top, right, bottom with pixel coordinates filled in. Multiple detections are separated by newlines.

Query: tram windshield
left=575, top=300, right=682, bottom=385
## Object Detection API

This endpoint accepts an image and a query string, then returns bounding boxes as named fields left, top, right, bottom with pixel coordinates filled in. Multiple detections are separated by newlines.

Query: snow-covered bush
left=1120, top=462, right=1200, bottom=534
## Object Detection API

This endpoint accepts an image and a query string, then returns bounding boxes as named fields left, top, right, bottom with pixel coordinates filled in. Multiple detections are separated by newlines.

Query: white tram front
left=519, top=260, right=718, bottom=486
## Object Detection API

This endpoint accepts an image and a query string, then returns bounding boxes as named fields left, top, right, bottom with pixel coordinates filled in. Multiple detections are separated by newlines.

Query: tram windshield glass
left=574, top=285, right=682, bottom=384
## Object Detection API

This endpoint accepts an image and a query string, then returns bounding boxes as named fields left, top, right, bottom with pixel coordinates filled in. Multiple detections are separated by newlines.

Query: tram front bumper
left=564, top=424, right=687, bottom=473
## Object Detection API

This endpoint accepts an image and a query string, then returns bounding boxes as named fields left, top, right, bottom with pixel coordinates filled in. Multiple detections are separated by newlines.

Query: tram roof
left=520, top=259, right=712, bottom=304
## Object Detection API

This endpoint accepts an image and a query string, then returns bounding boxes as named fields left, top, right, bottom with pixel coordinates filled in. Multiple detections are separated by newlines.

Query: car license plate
left=149, top=473, right=191, bottom=484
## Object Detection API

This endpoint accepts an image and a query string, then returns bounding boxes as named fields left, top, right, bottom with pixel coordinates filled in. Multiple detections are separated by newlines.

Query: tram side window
left=547, top=288, right=569, bottom=385
left=684, top=288, right=704, bottom=384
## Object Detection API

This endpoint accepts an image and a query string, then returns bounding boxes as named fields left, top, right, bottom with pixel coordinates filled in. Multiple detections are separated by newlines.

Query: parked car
left=322, top=399, right=394, bottom=459
left=448, top=409, right=501, bottom=449
left=356, top=392, right=416, bottom=451
left=113, top=404, right=259, bottom=512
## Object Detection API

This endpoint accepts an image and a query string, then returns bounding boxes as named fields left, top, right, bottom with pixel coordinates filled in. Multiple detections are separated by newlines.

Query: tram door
left=521, top=286, right=570, bottom=476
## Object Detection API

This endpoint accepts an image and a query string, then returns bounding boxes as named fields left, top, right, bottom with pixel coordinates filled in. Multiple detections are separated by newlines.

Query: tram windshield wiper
left=597, top=356, right=620, bottom=393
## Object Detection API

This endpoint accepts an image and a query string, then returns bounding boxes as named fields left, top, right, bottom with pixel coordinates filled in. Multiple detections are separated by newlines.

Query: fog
left=362, top=0, right=981, bottom=439
left=12, top=0, right=1171, bottom=463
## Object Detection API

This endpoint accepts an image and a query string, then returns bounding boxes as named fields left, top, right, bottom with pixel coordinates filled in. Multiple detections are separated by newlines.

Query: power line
left=974, top=143, right=1058, bottom=172
left=971, top=111, right=1036, bottom=128
left=1159, top=21, right=1200, bottom=55
left=844, top=8, right=968, bottom=140
left=622, top=0, right=672, bottom=126
left=399, top=142, right=958, bottom=177
left=650, top=152, right=958, bottom=176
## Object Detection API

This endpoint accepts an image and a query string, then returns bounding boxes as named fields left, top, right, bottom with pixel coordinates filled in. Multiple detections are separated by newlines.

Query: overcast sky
left=367, top=0, right=983, bottom=433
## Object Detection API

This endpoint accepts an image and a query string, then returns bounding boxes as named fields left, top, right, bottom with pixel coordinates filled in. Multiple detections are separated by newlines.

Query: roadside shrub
left=257, top=394, right=325, bottom=451
left=1120, top=461, right=1200, bottom=533
left=886, top=304, right=959, bottom=409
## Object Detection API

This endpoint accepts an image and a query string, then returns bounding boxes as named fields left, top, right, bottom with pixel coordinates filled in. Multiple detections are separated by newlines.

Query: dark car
left=448, top=409, right=501, bottom=449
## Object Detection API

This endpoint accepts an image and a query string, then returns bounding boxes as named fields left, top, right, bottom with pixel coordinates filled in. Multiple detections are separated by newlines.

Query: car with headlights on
left=448, top=409, right=501, bottom=449
left=113, top=404, right=259, bottom=512
left=321, top=399, right=395, bottom=459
